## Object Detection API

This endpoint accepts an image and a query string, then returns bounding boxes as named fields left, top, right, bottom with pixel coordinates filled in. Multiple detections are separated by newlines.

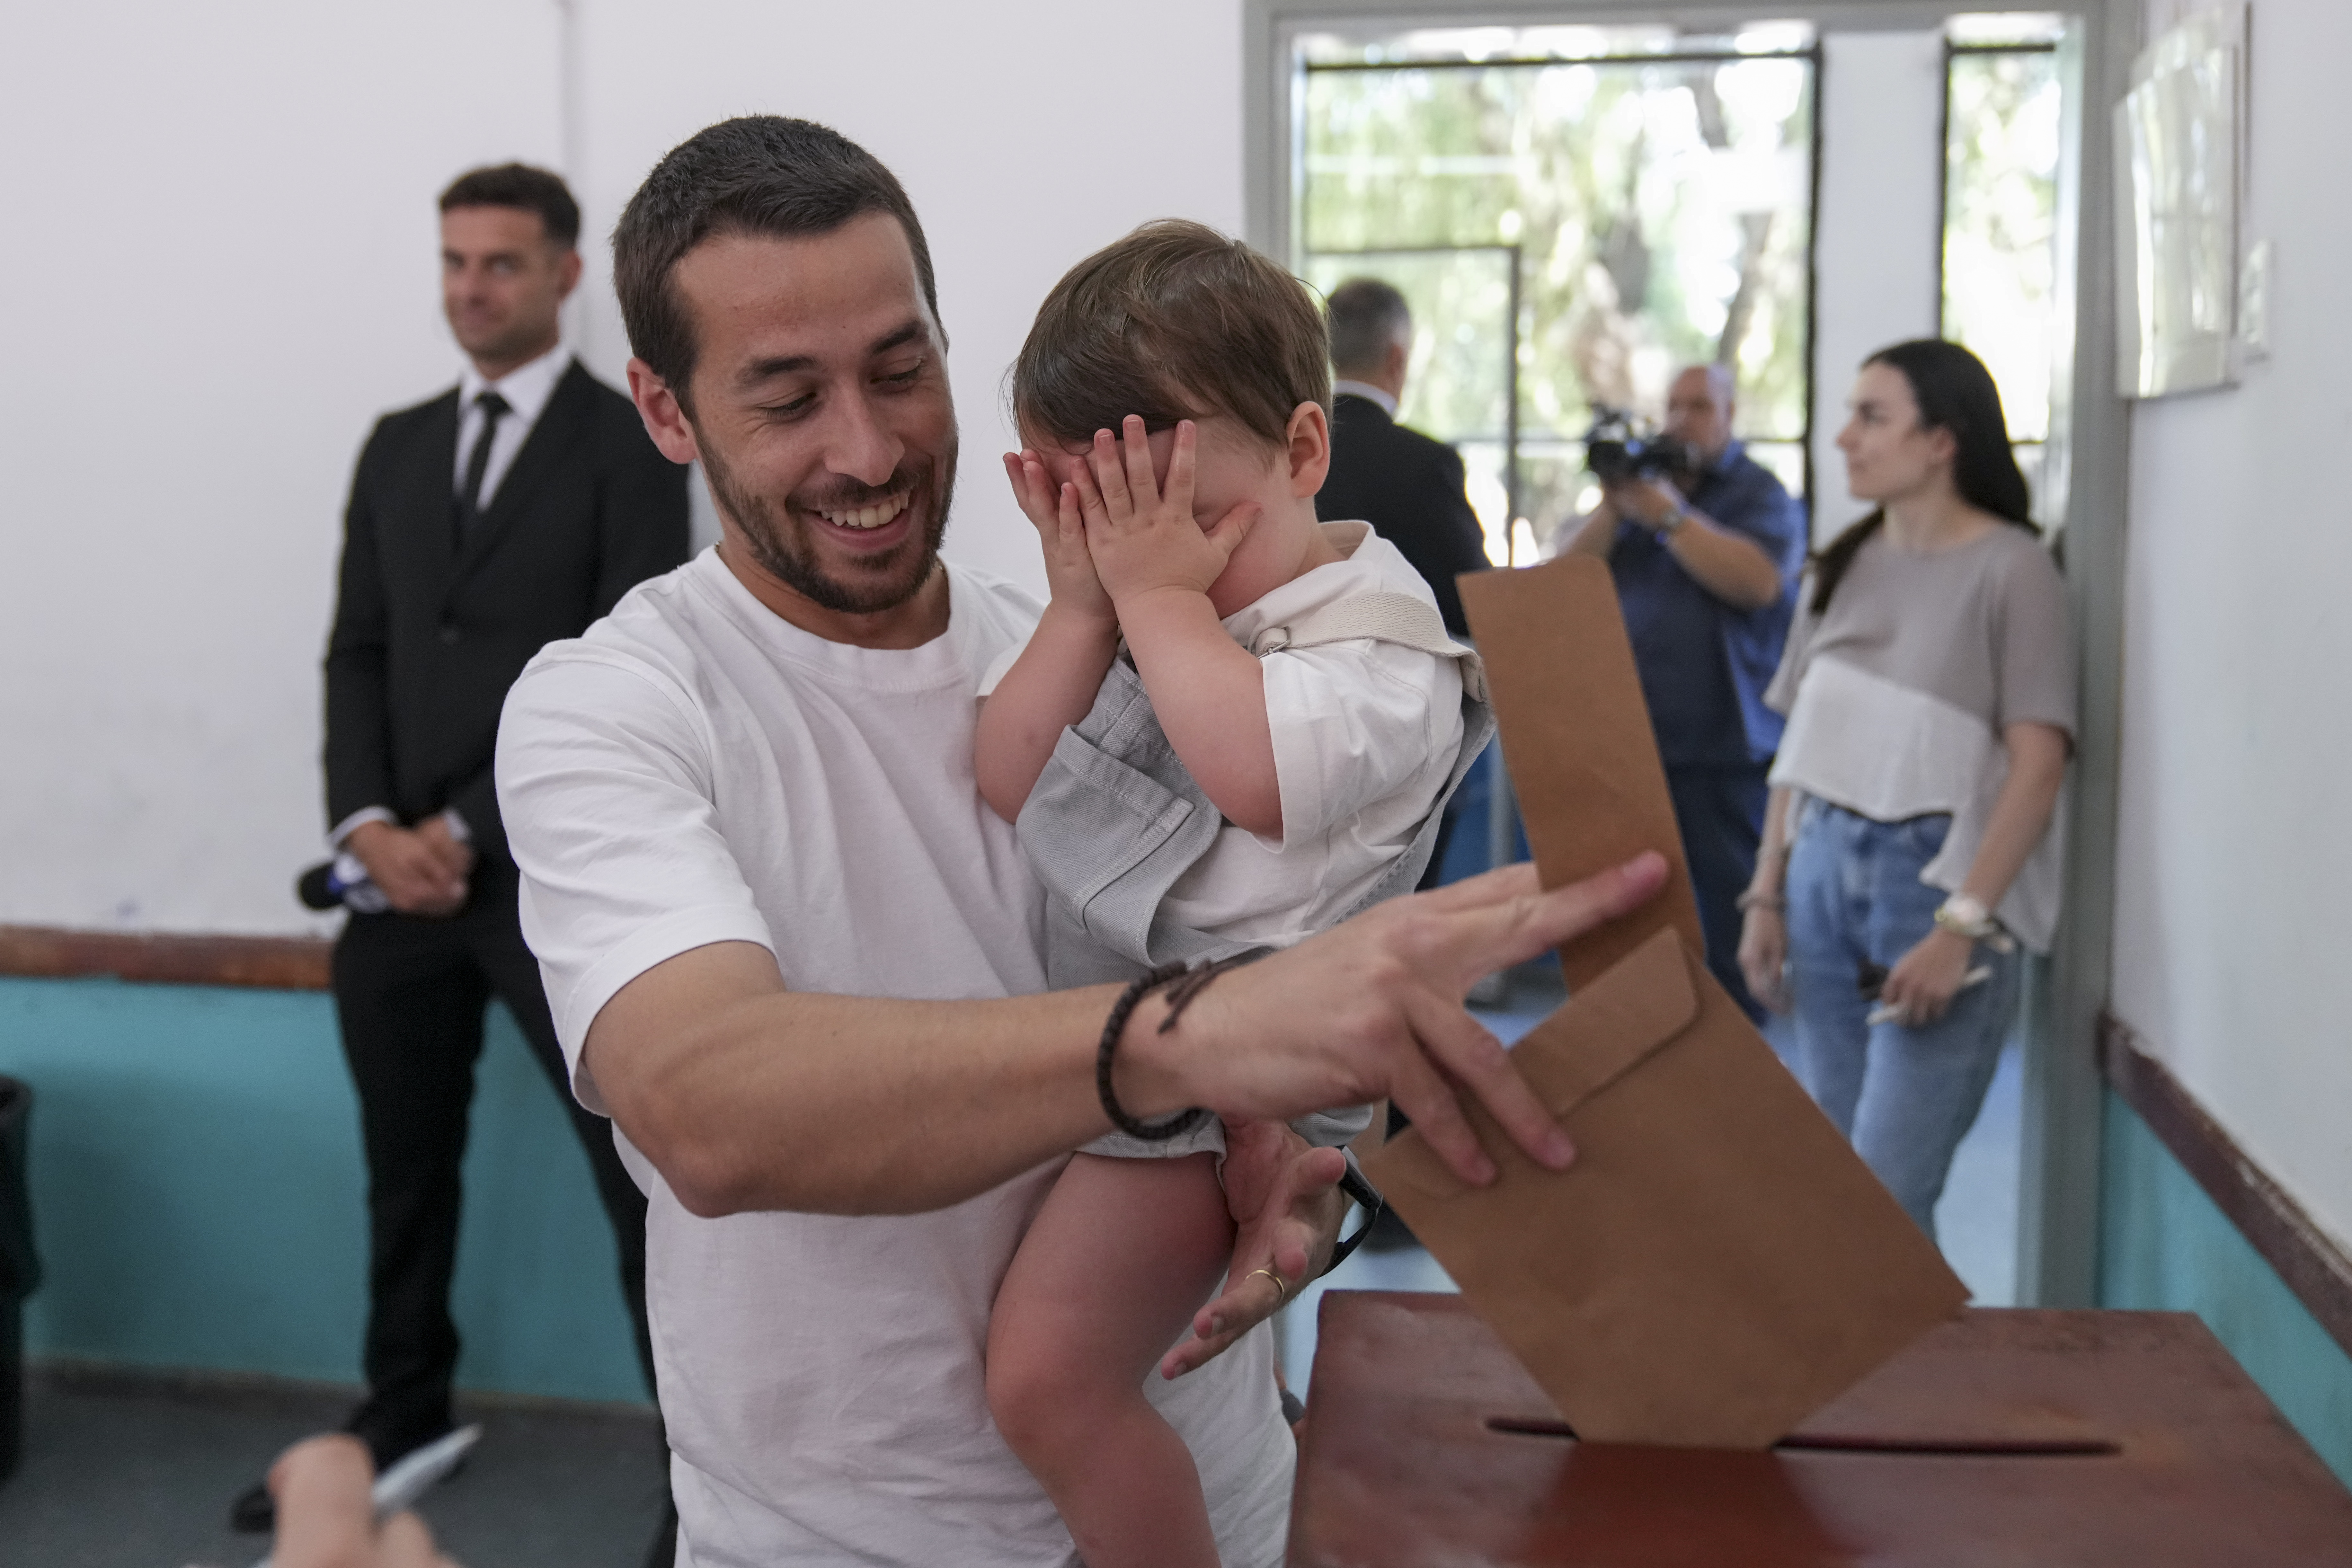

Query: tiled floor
left=0, top=1365, right=667, bottom=1568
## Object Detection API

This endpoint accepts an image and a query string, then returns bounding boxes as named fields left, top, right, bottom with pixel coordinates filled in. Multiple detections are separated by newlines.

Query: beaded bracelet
left=1095, top=955, right=1255, bottom=1141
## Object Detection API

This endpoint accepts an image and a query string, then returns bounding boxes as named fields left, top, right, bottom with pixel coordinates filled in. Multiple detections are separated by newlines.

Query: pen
left=246, top=1424, right=481, bottom=1568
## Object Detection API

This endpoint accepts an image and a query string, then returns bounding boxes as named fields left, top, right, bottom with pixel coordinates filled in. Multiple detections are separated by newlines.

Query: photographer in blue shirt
left=1557, top=364, right=1806, bottom=1021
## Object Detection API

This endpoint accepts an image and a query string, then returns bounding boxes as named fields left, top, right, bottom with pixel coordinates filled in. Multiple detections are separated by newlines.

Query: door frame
left=1244, top=0, right=2143, bottom=1306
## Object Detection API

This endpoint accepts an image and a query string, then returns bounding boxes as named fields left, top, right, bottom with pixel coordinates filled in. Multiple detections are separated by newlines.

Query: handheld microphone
left=295, top=856, right=390, bottom=914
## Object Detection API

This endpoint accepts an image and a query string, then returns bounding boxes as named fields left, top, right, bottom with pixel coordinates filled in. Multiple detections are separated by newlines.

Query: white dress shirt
left=1330, top=377, right=1399, bottom=418
left=455, top=341, right=571, bottom=509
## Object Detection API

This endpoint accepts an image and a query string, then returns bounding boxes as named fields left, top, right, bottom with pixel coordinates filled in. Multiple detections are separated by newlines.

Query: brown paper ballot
left=1359, top=554, right=1967, bottom=1449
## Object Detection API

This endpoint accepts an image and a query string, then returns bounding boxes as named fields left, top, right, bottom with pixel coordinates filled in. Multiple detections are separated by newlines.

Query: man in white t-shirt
left=494, top=115, right=1664, bottom=1567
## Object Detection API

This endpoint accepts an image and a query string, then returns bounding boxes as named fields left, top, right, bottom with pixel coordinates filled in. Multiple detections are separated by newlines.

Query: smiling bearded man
left=492, top=113, right=1662, bottom=1568
left=695, top=375, right=953, bottom=615
left=496, top=115, right=1310, bottom=1568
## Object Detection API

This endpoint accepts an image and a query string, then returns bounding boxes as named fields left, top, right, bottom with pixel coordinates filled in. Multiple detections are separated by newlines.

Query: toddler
left=975, top=220, right=1488, bottom=1568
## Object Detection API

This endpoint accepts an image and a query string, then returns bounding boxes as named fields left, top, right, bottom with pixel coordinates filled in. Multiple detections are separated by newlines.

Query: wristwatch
left=1655, top=501, right=1690, bottom=537
left=1933, top=893, right=2000, bottom=941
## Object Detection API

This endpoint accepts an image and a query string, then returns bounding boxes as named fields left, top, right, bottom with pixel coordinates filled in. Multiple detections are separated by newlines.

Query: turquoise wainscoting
left=2100, top=1088, right=2352, bottom=1486
left=0, top=975, right=647, bottom=1405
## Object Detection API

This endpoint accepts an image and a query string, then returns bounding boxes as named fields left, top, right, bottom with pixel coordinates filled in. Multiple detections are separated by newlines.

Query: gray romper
left=1016, top=587, right=1496, bottom=1159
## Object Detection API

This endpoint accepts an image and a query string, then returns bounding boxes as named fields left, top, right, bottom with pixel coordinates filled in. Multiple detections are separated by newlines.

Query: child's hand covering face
left=1002, top=447, right=1115, bottom=627
left=1068, top=417, right=1261, bottom=608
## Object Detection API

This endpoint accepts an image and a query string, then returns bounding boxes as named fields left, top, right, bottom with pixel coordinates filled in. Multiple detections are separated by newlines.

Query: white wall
left=1809, top=30, right=1948, bottom=543
left=2110, top=0, right=2352, bottom=1249
left=566, top=0, right=1247, bottom=593
left=0, top=0, right=1247, bottom=935
left=0, top=3, right=563, bottom=934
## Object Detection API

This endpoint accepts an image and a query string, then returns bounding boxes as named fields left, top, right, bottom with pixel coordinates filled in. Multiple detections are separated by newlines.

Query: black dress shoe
left=225, top=1410, right=458, bottom=1534
left=228, top=1476, right=277, bottom=1534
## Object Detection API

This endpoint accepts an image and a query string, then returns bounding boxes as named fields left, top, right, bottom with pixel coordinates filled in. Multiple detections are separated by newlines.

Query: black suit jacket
left=323, top=359, right=690, bottom=866
left=1315, top=393, right=1490, bottom=635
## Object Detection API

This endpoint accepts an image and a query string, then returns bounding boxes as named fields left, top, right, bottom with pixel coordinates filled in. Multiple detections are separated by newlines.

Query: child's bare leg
left=988, top=1151, right=1234, bottom=1568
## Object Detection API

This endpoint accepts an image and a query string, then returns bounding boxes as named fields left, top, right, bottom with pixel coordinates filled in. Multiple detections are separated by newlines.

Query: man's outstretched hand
left=1159, top=1122, right=1344, bottom=1379
left=1121, top=852, right=1668, bottom=1191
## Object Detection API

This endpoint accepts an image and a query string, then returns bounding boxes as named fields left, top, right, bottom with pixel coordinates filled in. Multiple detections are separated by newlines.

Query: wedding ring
left=1247, top=1266, right=1291, bottom=1307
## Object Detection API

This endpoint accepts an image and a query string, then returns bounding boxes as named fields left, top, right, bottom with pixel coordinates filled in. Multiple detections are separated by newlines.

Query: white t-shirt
left=1166, top=523, right=1465, bottom=947
left=981, top=522, right=1467, bottom=951
left=495, top=549, right=1294, bottom=1568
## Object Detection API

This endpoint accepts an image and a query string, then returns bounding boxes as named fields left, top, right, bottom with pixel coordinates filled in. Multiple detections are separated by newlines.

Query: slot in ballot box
left=1289, top=1291, right=2352, bottom=1566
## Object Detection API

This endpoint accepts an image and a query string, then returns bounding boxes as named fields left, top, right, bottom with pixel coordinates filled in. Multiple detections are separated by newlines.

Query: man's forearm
left=589, top=942, right=1130, bottom=1218
left=323, top=658, right=397, bottom=833
left=1664, top=511, right=1783, bottom=609
left=586, top=856, right=1670, bottom=1223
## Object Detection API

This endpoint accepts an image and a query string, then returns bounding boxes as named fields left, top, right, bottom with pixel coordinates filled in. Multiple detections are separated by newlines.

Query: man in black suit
left=1315, top=277, right=1490, bottom=638
left=231, top=164, right=688, bottom=1537
left=1317, top=277, right=1491, bottom=909
left=1317, top=280, right=1495, bottom=1252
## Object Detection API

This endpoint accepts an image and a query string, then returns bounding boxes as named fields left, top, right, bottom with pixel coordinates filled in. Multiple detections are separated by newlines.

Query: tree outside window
left=1942, top=14, right=2068, bottom=523
left=1294, top=23, right=1817, bottom=562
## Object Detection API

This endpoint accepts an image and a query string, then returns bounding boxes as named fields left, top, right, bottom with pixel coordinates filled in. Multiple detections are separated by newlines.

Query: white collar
left=458, top=341, right=570, bottom=421
left=1331, top=379, right=1399, bottom=419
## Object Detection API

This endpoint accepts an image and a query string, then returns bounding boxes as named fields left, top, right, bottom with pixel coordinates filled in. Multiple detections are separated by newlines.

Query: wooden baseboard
left=0, top=925, right=331, bottom=990
left=2100, top=1010, right=2352, bottom=1362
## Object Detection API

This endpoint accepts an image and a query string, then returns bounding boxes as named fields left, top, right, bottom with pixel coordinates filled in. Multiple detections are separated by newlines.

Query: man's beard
left=700, top=434, right=955, bottom=616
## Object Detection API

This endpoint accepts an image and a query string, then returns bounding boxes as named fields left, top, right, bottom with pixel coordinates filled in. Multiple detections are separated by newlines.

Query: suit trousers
left=332, top=859, right=653, bottom=1438
left=1664, top=761, right=1772, bottom=1025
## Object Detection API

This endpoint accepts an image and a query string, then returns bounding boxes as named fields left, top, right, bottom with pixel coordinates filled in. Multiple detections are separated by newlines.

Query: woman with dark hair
left=1736, top=339, right=2073, bottom=1241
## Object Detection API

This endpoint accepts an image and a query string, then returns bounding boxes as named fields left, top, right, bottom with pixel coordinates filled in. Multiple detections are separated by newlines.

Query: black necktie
left=457, top=390, right=512, bottom=542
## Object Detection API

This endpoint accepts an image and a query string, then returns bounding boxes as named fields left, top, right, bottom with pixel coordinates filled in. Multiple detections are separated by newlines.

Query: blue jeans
left=1785, top=800, right=2019, bottom=1242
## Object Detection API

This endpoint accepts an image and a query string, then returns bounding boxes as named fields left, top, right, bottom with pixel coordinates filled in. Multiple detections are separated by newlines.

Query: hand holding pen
left=213, top=1427, right=476, bottom=1568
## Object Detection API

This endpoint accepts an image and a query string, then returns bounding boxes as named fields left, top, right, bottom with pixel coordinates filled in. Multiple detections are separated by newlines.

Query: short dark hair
left=438, top=163, right=580, bottom=250
left=1325, top=277, right=1411, bottom=377
left=612, top=116, right=941, bottom=409
left=1013, top=220, right=1329, bottom=451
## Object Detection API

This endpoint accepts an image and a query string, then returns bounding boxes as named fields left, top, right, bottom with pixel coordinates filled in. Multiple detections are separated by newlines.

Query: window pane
left=1297, top=22, right=1815, bottom=67
left=1946, top=12, right=2065, bottom=47
left=1942, top=46, right=2063, bottom=442
left=1298, top=49, right=1816, bottom=545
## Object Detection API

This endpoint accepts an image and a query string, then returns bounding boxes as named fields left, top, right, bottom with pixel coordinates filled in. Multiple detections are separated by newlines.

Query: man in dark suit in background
left=1315, top=277, right=1491, bottom=638
left=1318, top=279, right=1496, bottom=1252
left=1317, top=276, right=1492, bottom=912
left=231, top=164, right=688, bottom=1545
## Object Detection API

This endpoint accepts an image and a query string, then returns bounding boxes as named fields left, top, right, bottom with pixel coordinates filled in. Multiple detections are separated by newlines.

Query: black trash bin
left=0, top=1076, right=37, bottom=1485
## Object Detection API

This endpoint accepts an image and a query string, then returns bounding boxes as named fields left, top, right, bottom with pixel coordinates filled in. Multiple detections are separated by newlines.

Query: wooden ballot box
left=1289, top=1291, right=2352, bottom=1566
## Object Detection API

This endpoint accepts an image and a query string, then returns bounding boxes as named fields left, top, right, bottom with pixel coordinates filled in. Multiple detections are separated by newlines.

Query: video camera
left=1582, top=405, right=1696, bottom=485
